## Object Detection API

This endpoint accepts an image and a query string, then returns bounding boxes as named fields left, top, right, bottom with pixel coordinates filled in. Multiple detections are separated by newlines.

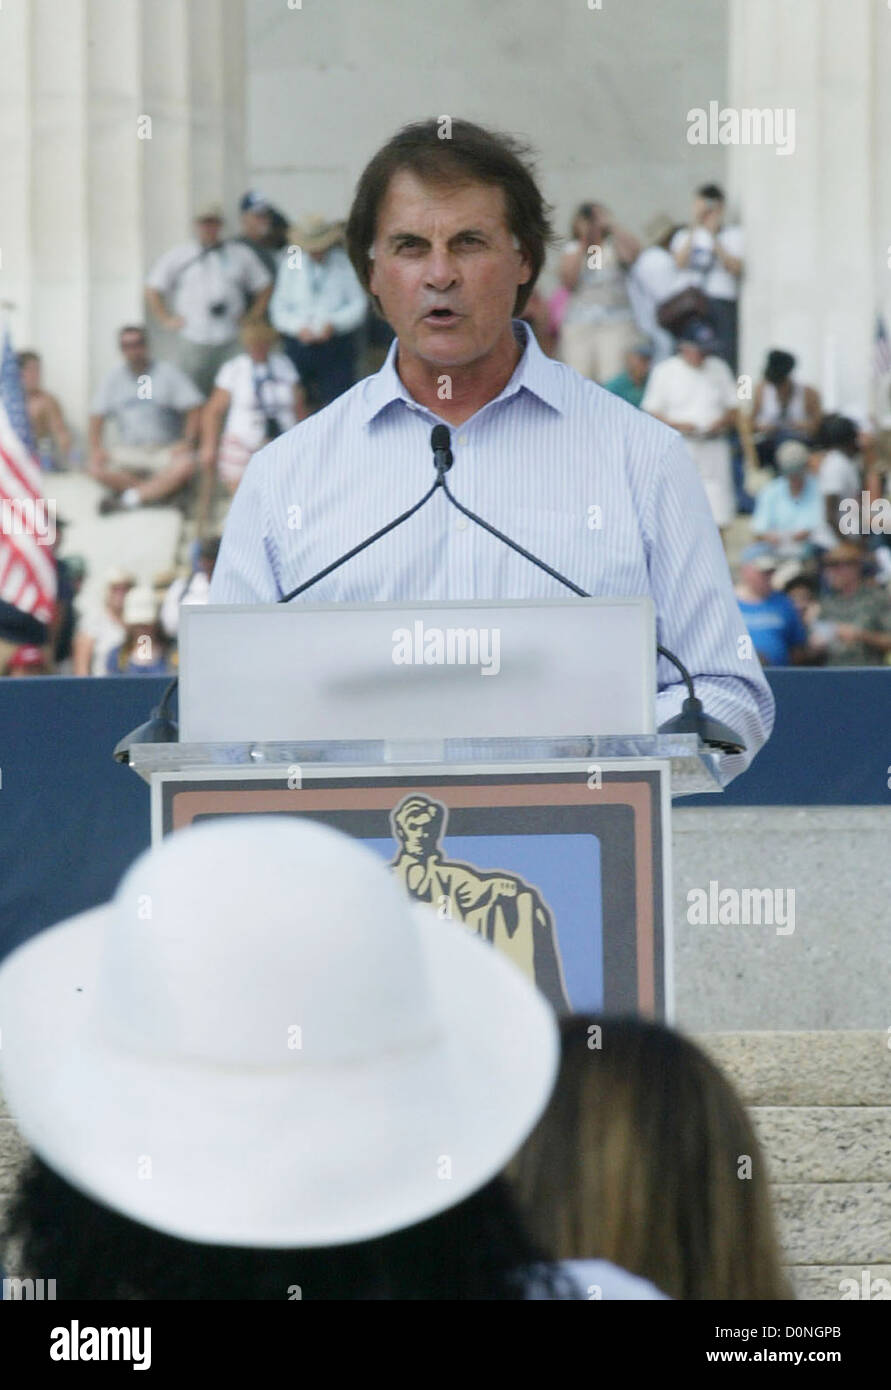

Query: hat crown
left=95, top=818, right=434, bottom=1070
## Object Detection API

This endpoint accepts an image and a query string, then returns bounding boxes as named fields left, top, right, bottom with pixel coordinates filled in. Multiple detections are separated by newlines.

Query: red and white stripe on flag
left=0, top=399, right=57, bottom=623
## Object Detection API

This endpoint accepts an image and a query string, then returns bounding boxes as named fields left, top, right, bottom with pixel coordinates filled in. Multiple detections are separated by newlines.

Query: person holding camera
left=670, top=185, right=744, bottom=371
left=555, top=201, right=641, bottom=384
left=145, top=204, right=273, bottom=397
left=196, top=320, right=307, bottom=531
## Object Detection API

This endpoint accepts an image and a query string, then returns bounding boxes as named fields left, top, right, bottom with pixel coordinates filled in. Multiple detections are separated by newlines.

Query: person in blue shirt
left=603, top=342, right=653, bottom=408
left=750, top=439, right=822, bottom=559
left=735, top=543, right=810, bottom=665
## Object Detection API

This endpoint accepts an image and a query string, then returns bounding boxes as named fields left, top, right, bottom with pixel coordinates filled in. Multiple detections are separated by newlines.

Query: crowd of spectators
left=0, top=815, right=792, bottom=1300
left=4, top=179, right=890, bottom=677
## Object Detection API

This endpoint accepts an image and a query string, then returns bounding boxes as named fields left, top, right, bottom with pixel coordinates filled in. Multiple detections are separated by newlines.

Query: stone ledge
left=751, top=1107, right=891, bottom=1182
left=774, top=1183, right=891, bottom=1265
left=698, top=1032, right=891, bottom=1106
left=788, top=1265, right=891, bottom=1301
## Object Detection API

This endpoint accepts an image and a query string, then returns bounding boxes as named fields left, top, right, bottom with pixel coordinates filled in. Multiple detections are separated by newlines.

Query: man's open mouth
left=423, top=308, right=461, bottom=323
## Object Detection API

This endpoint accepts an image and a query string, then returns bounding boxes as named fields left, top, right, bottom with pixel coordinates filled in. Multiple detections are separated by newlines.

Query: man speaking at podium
left=210, top=118, right=772, bottom=782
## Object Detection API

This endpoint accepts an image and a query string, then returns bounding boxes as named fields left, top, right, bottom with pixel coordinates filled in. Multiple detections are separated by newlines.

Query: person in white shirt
left=556, top=201, right=641, bottom=383
left=626, top=215, right=695, bottom=364
left=641, top=318, right=739, bottom=535
left=670, top=184, right=744, bottom=371
left=811, top=414, right=863, bottom=549
left=269, top=214, right=368, bottom=410
left=145, top=204, right=273, bottom=396
left=197, top=320, right=306, bottom=526
left=71, top=568, right=135, bottom=677
left=159, top=536, right=221, bottom=641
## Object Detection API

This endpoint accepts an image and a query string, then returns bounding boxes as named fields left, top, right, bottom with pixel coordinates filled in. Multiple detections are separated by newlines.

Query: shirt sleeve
left=719, top=358, right=739, bottom=408
left=783, top=596, right=808, bottom=649
left=721, top=225, right=745, bottom=261
left=750, top=483, right=774, bottom=535
left=90, top=374, right=113, bottom=416
left=640, top=363, right=670, bottom=417
left=669, top=229, right=689, bottom=255
left=642, top=432, right=775, bottom=783
left=819, top=454, right=848, bottom=495
left=208, top=442, right=286, bottom=604
left=238, top=244, right=273, bottom=295
left=146, top=246, right=183, bottom=293
left=328, top=254, right=369, bottom=335
left=214, top=358, right=239, bottom=394
left=166, top=366, right=205, bottom=410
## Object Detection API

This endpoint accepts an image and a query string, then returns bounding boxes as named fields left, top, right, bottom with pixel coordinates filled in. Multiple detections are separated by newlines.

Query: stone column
left=0, top=0, right=245, bottom=437
left=728, top=0, right=878, bottom=416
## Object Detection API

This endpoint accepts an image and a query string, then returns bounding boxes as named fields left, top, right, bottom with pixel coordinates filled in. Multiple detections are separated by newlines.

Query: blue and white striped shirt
left=210, top=321, right=773, bottom=782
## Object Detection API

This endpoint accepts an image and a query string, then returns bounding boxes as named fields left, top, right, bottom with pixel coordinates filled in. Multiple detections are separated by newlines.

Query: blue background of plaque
left=365, top=832, right=604, bottom=1011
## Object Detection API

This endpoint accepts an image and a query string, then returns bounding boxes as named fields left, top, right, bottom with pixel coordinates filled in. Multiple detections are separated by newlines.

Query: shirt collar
left=359, top=319, right=566, bottom=426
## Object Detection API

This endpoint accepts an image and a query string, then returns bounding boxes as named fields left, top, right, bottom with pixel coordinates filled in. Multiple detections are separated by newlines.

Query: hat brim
left=0, top=903, right=558, bottom=1248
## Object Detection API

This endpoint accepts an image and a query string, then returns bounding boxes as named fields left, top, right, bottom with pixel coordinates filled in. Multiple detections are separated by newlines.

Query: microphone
left=431, top=424, right=453, bottom=476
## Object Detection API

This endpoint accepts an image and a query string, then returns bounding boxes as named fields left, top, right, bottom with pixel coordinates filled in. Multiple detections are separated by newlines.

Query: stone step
left=788, top=1265, right=891, bottom=1301
left=773, top=1183, right=891, bottom=1265
left=751, top=1107, right=891, bottom=1183
left=699, top=1031, right=891, bottom=1106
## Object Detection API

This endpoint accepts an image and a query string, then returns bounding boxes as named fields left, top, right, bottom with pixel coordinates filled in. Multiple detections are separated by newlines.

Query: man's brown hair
left=345, top=118, right=554, bottom=316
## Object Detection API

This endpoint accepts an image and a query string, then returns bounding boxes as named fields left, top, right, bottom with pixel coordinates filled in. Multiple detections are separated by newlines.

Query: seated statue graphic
left=389, top=794, right=570, bottom=1013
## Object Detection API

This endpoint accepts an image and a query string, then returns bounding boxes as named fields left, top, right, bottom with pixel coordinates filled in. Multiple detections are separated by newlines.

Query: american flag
left=0, top=331, right=57, bottom=622
left=874, top=314, right=891, bottom=377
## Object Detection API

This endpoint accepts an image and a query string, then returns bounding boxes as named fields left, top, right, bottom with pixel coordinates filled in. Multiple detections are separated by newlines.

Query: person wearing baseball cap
left=0, top=817, right=663, bottom=1299
left=735, top=542, right=813, bottom=666
left=236, top=191, right=284, bottom=278
left=145, top=205, right=273, bottom=396
left=818, top=542, right=891, bottom=666
left=750, top=438, right=822, bottom=559
left=641, top=317, right=739, bottom=535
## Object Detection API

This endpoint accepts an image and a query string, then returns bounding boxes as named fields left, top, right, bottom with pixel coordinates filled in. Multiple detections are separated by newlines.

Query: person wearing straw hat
left=0, top=817, right=662, bottom=1299
left=269, top=214, right=368, bottom=410
left=817, top=542, right=891, bottom=666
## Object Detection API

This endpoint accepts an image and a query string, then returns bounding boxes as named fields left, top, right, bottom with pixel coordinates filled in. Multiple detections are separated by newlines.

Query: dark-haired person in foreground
left=510, top=1015, right=792, bottom=1301
left=0, top=817, right=662, bottom=1300
left=209, top=119, right=772, bottom=784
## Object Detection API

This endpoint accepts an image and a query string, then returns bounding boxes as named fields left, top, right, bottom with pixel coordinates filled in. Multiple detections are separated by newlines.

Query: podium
left=129, top=600, right=724, bottom=1018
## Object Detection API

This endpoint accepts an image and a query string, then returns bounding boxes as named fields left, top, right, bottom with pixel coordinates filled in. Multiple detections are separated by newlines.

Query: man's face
left=241, top=209, right=269, bottom=241
left=368, top=170, right=532, bottom=370
left=627, top=351, right=650, bottom=385
left=196, top=216, right=223, bottom=248
left=20, top=359, right=41, bottom=392
left=395, top=800, right=443, bottom=856
left=824, top=559, right=860, bottom=593
left=742, top=563, right=774, bottom=598
left=679, top=343, right=706, bottom=368
left=119, top=332, right=148, bottom=372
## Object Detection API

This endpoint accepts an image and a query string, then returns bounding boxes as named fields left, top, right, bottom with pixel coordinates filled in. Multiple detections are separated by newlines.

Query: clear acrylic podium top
left=131, top=733, right=723, bottom=796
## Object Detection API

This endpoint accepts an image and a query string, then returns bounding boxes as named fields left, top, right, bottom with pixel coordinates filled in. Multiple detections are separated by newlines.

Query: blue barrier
left=0, top=670, right=888, bottom=959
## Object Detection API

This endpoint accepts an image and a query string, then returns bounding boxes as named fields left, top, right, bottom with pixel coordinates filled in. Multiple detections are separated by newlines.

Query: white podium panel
left=179, top=598, right=656, bottom=743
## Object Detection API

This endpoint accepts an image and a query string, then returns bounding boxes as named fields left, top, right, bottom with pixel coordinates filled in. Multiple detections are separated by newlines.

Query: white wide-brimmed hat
left=0, top=817, right=558, bottom=1248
